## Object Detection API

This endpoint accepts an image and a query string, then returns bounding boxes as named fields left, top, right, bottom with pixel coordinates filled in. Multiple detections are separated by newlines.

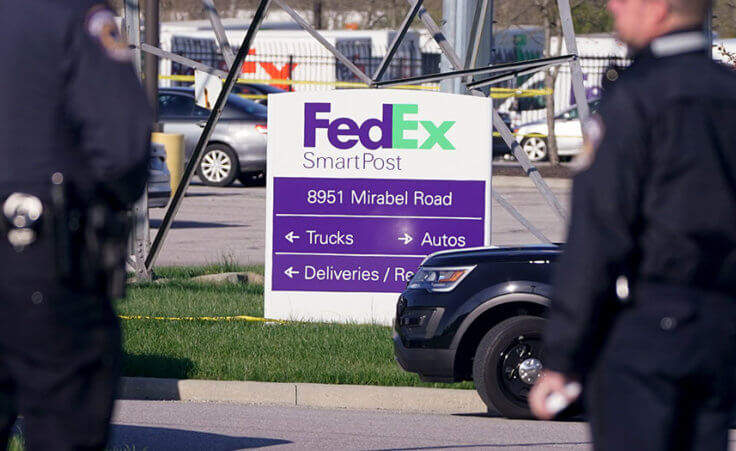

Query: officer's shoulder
left=659, top=54, right=736, bottom=103
left=604, top=58, right=677, bottom=121
left=708, top=59, right=736, bottom=89
left=598, top=71, right=648, bottom=121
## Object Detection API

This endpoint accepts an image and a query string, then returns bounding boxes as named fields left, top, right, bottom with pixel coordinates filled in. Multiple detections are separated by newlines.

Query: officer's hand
left=528, top=370, right=581, bottom=420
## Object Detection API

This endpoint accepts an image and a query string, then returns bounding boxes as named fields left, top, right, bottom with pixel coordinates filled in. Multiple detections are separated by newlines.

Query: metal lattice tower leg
left=124, top=0, right=152, bottom=281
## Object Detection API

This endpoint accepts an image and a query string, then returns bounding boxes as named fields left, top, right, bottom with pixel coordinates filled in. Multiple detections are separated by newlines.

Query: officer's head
left=608, top=0, right=712, bottom=49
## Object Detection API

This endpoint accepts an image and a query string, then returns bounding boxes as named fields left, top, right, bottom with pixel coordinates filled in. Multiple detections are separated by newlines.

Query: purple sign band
left=273, top=177, right=486, bottom=218
left=272, top=254, right=424, bottom=293
left=273, top=216, right=482, bottom=255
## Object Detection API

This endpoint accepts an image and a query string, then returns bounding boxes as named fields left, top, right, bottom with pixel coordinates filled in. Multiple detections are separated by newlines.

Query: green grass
left=151, top=262, right=265, bottom=281
left=119, top=266, right=473, bottom=389
left=8, top=434, right=143, bottom=451
left=8, top=434, right=22, bottom=451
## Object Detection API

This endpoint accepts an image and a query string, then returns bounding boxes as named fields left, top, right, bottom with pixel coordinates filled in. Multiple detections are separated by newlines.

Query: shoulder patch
left=571, top=114, right=605, bottom=172
left=85, top=5, right=131, bottom=62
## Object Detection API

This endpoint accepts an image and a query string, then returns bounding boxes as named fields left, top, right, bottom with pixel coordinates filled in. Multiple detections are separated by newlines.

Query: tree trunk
left=543, top=0, right=560, bottom=166
left=544, top=73, right=559, bottom=165
left=313, top=0, right=323, bottom=29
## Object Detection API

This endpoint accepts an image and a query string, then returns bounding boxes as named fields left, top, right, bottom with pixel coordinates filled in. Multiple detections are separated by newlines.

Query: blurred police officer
left=529, top=0, right=736, bottom=449
left=0, top=1, right=152, bottom=449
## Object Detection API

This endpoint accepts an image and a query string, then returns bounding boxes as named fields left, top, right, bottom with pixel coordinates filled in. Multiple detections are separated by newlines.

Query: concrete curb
left=120, top=377, right=488, bottom=415
left=492, top=175, right=572, bottom=190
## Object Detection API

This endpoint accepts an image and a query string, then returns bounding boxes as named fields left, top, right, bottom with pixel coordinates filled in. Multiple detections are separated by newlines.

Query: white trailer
left=159, top=28, right=372, bottom=91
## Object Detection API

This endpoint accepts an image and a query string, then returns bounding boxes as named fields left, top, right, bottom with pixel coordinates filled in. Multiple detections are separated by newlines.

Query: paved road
left=149, top=179, right=570, bottom=267
left=110, top=400, right=593, bottom=450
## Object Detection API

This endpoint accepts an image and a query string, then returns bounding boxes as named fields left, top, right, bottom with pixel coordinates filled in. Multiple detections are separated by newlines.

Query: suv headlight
left=407, top=266, right=475, bottom=293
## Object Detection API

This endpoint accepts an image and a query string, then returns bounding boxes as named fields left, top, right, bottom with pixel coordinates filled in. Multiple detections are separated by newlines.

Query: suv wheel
left=473, top=316, right=545, bottom=419
left=199, top=144, right=238, bottom=186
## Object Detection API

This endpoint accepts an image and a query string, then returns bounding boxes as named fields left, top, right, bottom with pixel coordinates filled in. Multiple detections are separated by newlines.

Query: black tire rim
left=496, top=333, right=543, bottom=405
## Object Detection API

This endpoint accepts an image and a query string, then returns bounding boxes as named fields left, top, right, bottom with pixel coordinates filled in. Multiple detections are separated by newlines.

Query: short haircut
left=669, top=0, right=712, bottom=22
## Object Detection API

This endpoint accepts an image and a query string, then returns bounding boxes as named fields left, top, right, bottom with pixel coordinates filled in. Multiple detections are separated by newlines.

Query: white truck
left=491, top=28, right=628, bottom=126
left=158, top=23, right=423, bottom=91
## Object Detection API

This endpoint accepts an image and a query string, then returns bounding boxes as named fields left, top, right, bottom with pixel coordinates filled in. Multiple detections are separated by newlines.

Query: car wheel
left=199, top=144, right=239, bottom=186
left=237, top=171, right=265, bottom=187
left=473, top=316, right=546, bottom=419
left=521, top=137, right=548, bottom=162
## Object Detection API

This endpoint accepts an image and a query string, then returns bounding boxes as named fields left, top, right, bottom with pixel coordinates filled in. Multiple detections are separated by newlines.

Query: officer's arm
left=64, top=4, right=153, bottom=207
left=544, top=90, right=648, bottom=375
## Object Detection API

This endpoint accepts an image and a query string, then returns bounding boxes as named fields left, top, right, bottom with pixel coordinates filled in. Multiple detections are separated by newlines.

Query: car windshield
left=252, top=84, right=287, bottom=94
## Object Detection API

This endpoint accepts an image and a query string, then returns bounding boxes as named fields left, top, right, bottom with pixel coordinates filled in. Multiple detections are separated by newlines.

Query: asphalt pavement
left=110, top=400, right=594, bottom=450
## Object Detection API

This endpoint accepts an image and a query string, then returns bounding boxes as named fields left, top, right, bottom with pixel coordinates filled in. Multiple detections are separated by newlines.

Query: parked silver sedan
left=158, top=87, right=268, bottom=186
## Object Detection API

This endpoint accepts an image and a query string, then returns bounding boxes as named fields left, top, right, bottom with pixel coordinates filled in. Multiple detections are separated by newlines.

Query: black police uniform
left=544, top=29, right=736, bottom=450
left=0, top=1, right=152, bottom=449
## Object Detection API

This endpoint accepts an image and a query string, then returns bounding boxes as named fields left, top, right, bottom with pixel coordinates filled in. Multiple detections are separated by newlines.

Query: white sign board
left=266, top=90, right=492, bottom=325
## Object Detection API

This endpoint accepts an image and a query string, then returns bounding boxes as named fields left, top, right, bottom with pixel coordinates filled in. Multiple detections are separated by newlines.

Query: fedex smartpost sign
left=266, top=90, right=492, bottom=325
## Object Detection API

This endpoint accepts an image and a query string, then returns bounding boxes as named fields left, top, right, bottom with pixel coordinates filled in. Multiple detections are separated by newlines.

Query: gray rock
left=191, top=272, right=264, bottom=285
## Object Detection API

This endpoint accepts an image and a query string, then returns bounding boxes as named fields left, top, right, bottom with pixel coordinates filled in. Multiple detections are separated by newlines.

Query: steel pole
left=706, top=5, right=713, bottom=57
left=144, top=0, right=160, bottom=130
left=125, top=0, right=151, bottom=281
left=203, top=0, right=236, bottom=68
left=373, top=0, right=424, bottom=83
left=558, top=0, right=590, bottom=124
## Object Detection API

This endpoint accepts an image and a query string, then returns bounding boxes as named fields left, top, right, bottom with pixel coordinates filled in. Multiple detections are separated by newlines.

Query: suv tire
left=473, top=315, right=545, bottom=419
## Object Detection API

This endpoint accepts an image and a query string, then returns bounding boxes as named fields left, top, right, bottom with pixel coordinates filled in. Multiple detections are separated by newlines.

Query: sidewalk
left=493, top=175, right=572, bottom=190
left=120, top=377, right=489, bottom=415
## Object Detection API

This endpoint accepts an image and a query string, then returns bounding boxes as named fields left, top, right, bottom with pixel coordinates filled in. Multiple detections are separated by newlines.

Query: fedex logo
left=303, top=103, right=456, bottom=150
left=241, top=49, right=298, bottom=91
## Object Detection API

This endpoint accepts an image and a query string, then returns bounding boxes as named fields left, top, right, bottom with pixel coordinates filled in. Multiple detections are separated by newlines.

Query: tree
left=572, top=0, right=613, bottom=34
left=537, top=0, right=563, bottom=166
left=714, top=1, right=736, bottom=38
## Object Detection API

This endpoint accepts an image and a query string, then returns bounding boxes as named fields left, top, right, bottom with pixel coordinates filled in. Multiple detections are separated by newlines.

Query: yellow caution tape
left=159, top=75, right=552, bottom=98
left=489, top=88, right=553, bottom=99
left=119, top=314, right=284, bottom=323
left=160, top=75, right=435, bottom=90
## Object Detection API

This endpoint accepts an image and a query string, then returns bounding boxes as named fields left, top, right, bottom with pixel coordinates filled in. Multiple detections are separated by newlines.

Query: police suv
left=394, top=244, right=559, bottom=419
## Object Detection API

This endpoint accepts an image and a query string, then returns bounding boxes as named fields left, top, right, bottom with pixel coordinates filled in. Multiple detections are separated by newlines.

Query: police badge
left=571, top=113, right=605, bottom=172
left=85, top=5, right=132, bottom=62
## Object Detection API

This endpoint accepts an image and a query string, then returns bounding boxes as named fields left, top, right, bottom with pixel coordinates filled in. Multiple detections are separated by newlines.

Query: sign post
left=266, top=90, right=492, bottom=325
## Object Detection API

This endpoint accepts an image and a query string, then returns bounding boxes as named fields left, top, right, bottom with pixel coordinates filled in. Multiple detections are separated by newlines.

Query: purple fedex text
left=303, top=102, right=455, bottom=151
